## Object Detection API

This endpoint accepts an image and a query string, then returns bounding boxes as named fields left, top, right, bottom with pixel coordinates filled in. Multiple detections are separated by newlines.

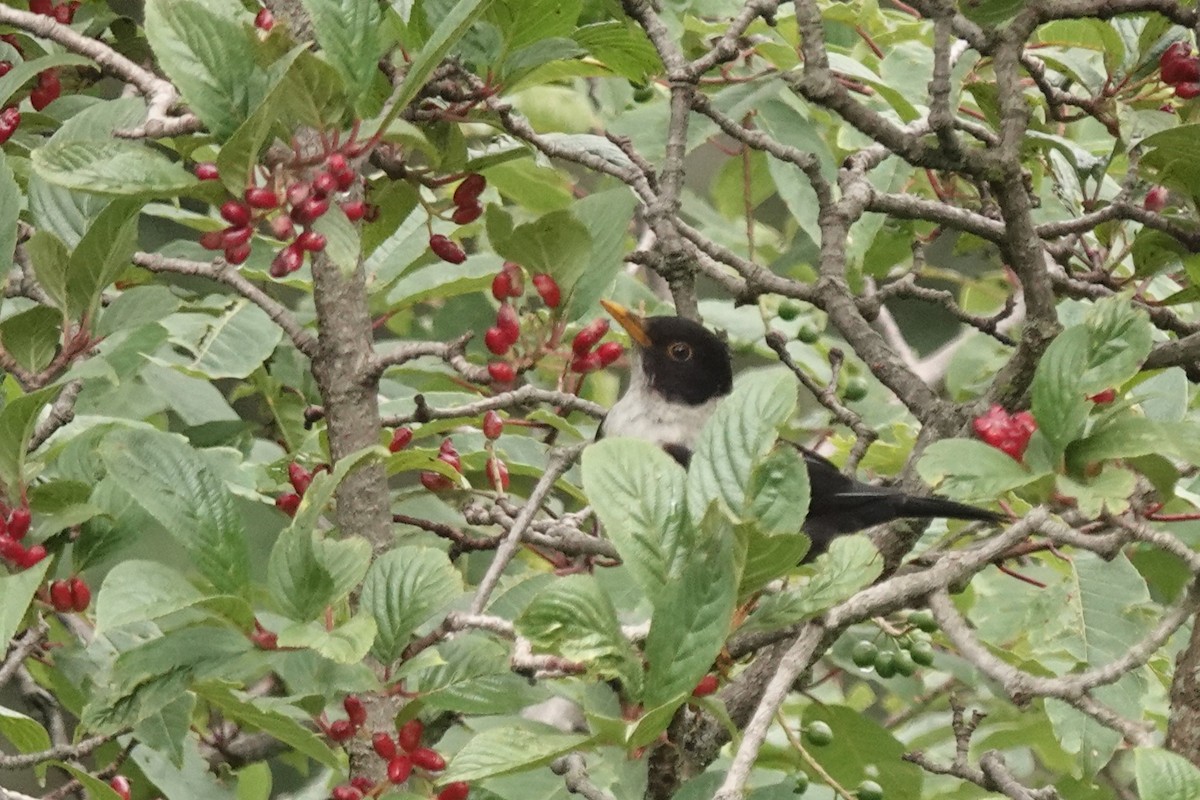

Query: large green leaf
left=581, top=438, right=687, bottom=606
left=0, top=152, right=17, bottom=279
left=95, top=560, right=253, bottom=634
left=687, top=368, right=798, bottom=523
left=143, top=0, right=265, bottom=139
left=0, top=560, right=50, bottom=646
left=276, top=614, right=377, bottom=664
left=399, top=635, right=546, bottom=715
left=98, top=429, right=250, bottom=597
left=300, top=0, right=383, bottom=110
left=360, top=545, right=464, bottom=662
left=65, top=198, right=142, bottom=320
left=1135, top=747, right=1200, bottom=800
left=195, top=685, right=343, bottom=771
left=32, top=141, right=197, bottom=197
left=747, top=445, right=810, bottom=537
left=0, top=385, right=61, bottom=495
left=0, top=706, right=51, bottom=758
left=917, top=438, right=1047, bottom=500
left=175, top=300, right=285, bottom=380
left=441, top=723, right=591, bottom=784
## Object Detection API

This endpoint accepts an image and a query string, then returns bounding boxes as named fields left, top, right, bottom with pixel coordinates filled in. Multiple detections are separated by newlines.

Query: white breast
left=601, top=366, right=722, bottom=449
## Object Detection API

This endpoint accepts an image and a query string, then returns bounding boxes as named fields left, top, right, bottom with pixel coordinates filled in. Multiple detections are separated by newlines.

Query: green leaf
left=361, top=546, right=463, bottom=662
left=797, top=706, right=923, bottom=798
left=516, top=574, right=643, bottom=696
left=0, top=152, right=17, bottom=281
left=300, top=0, right=383, bottom=110
left=572, top=21, right=661, bottom=82
left=384, top=255, right=500, bottom=308
left=0, top=560, right=49, bottom=646
left=441, top=723, right=591, bottom=784
left=1135, top=747, right=1200, bottom=800
left=195, top=685, right=343, bottom=771
left=400, top=635, right=546, bottom=715
left=581, top=438, right=687, bottom=606
left=566, top=188, right=638, bottom=321
left=26, top=231, right=71, bottom=314
left=741, top=537, right=882, bottom=636
left=98, top=429, right=250, bottom=597
left=739, top=526, right=810, bottom=599
left=494, top=210, right=591, bottom=277
left=0, top=385, right=60, bottom=494
left=747, top=445, right=810, bottom=537
left=392, top=0, right=495, bottom=113
left=642, top=511, right=739, bottom=709
left=32, top=141, right=198, bottom=197
left=276, top=614, right=376, bottom=663
left=687, top=369, right=798, bottom=523
left=0, top=706, right=51, bottom=756
left=1069, top=418, right=1200, bottom=467
left=176, top=300, right=285, bottom=379
left=65, top=198, right=142, bottom=320
left=54, top=763, right=125, bottom=800
left=312, top=203, right=361, bottom=274
left=95, top=560, right=253, bottom=633
left=143, top=0, right=265, bottom=139
left=267, top=526, right=336, bottom=621
left=917, top=439, right=1046, bottom=501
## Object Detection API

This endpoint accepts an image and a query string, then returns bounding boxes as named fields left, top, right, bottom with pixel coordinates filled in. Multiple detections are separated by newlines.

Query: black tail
left=892, top=495, right=1005, bottom=525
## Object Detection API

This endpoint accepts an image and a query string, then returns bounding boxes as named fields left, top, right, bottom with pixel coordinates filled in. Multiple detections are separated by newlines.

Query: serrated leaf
left=300, top=0, right=382, bottom=110
left=1135, top=747, right=1200, bottom=799
left=267, top=526, right=336, bottom=621
left=65, top=198, right=142, bottom=320
left=581, top=438, right=687, bottom=606
left=0, top=152, right=18, bottom=284
left=642, top=511, right=739, bottom=709
left=0, top=560, right=50, bottom=645
left=747, top=445, right=810, bottom=537
left=99, top=429, right=250, bottom=596
left=687, top=369, right=798, bottom=523
left=95, top=560, right=253, bottom=633
left=143, top=0, right=264, bottom=139
left=0, top=385, right=60, bottom=494
left=195, top=685, right=343, bottom=770
left=361, top=546, right=463, bottom=662
left=441, top=723, right=591, bottom=784
left=917, top=439, right=1046, bottom=500
left=26, top=231, right=71, bottom=313
left=494, top=210, right=591, bottom=275
left=399, top=635, right=546, bottom=714
left=276, top=614, right=376, bottom=663
left=176, top=300, right=284, bottom=379
left=1031, top=325, right=1091, bottom=453
left=32, top=141, right=197, bottom=196
left=739, top=527, right=810, bottom=600
left=0, top=307, right=60, bottom=373
left=516, top=574, right=643, bottom=696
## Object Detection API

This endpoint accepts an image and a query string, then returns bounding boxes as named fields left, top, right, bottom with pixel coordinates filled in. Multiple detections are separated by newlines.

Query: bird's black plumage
left=598, top=302, right=1003, bottom=556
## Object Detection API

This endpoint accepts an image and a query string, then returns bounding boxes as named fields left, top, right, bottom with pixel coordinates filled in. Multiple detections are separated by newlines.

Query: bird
left=597, top=300, right=1004, bottom=557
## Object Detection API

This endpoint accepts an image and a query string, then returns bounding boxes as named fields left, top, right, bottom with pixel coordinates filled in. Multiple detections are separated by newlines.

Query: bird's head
left=600, top=300, right=733, bottom=406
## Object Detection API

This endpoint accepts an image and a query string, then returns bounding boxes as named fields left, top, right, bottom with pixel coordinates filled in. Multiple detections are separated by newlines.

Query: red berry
left=326, top=153, right=349, bottom=174
left=199, top=230, right=224, bottom=250
left=286, top=182, right=312, bottom=207
left=288, top=462, right=313, bottom=495
left=294, top=196, right=330, bottom=224
left=429, top=235, right=466, bottom=264
left=1177, top=82, right=1200, bottom=99
left=501, top=262, right=524, bottom=294
left=224, top=244, right=250, bottom=267
left=29, top=0, right=53, bottom=15
left=193, top=162, right=219, bottom=181
left=108, top=776, right=132, bottom=800
left=52, top=3, right=72, bottom=23
left=397, top=719, right=423, bottom=752
left=438, top=782, right=470, bottom=800
left=486, top=457, right=509, bottom=491
left=8, top=506, right=30, bottom=540
left=692, top=674, right=719, bottom=697
left=49, top=580, right=73, bottom=612
left=495, top=304, right=520, bottom=344
left=343, top=695, right=367, bottom=728
left=0, top=536, right=22, bottom=563
left=972, top=404, right=1036, bottom=461
left=269, top=214, right=296, bottom=240
left=482, top=410, right=503, bottom=439
left=452, top=173, right=486, bottom=206
left=270, top=244, right=305, bottom=277
left=437, top=439, right=461, bottom=472
left=251, top=625, right=277, bottom=649
left=531, top=273, right=561, bottom=308
left=334, top=168, right=356, bottom=191
left=572, top=319, right=609, bottom=355
left=451, top=202, right=482, bottom=225
left=491, top=271, right=514, bottom=301
left=484, top=327, right=511, bottom=356
left=1144, top=185, right=1169, bottom=212
left=1161, top=42, right=1200, bottom=84
left=0, top=106, right=20, bottom=145
left=0, top=62, right=10, bottom=79
left=349, top=777, right=373, bottom=793
left=341, top=200, right=367, bottom=221
left=570, top=353, right=602, bottom=373
left=244, top=186, right=279, bottom=209
left=388, top=427, right=413, bottom=452
left=488, top=362, right=515, bottom=383
left=1089, top=388, right=1116, bottom=404
left=254, top=7, right=275, bottom=31
left=372, top=732, right=397, bottom=760
left=387, top=755, right=413, bottom=784
left=312, top=171, right=338, bottom=197
left=221, top=225, right=253, bottom=249
left=596, top=341, right=624, bottom=366
left=410, top=747, right=446, bottom=772
left=296, top=230, right=327, bottom=252
left=328, top=719, right=355, bottom=742
left=220, top=201, right=252, bottom=227
left=69, top=576, right=90, bottom=611
left=275, top=492, right=301, bottom=516
left=30, top=69, right=61, bottom=111
left=420, top=471, right=453, bottom=492
left=14, top=544, right=45, bottom=569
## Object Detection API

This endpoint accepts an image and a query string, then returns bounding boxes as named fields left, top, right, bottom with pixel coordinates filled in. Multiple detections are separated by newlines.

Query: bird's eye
left=667, top=342, right=693, bottom=362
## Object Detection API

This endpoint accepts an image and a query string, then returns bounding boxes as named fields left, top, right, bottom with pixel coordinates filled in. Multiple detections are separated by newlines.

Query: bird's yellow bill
left=600, top=300, right=651, bottom=347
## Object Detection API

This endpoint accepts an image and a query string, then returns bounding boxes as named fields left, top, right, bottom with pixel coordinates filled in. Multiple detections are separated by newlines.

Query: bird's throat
left=601, top=366, right=725, bottom=450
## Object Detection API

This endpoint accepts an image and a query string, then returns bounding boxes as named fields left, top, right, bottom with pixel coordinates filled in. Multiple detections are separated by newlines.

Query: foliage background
left=3, top=0, right=1200, bottom=799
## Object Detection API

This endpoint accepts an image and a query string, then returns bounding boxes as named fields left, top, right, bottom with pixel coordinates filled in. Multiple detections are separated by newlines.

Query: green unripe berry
left=894, top=651, right=918, bottom=677
left=851, top=640, right=878, bottom=668
left=909, top=640, right=935, bottom=666
left=795, top=322, right=821, bottom=343
left=908, top=609, right=938, bottom=633
left=843, top=376, right=869, bottom=401
left=856, top=780, right=884, bottom=800
left=873, top=651, right=897, bottom=678
left=778, top=298, right=804, bottom=321
left=805, top=720, right=833, bottom=747
left=792, top=772, right=809, bottom=794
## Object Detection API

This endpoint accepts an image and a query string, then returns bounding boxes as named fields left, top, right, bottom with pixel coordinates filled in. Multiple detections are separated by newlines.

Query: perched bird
left=598, top=301, right=1003, bottom=556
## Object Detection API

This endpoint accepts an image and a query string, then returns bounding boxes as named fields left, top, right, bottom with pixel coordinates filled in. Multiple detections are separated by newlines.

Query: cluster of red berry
left=108, top=776, right=131, bottom=800
left=569, top=318, right=622, bottom=374
left=46, top=576, right=90, bottom=612
left=419, top=439, right=464, bottom=492
left=0, top=504, right=41, bottom=569
left=275, top=461, right=325, bottom=517
left=195, top=151, right=370, bottom=277
left=0, top=20, right=67, bottom=145
left=388, top=413, right=509, bottom=495
left=28, top=0, right=79, bottom=23
left=1160, top=42, right=1200, bottom=98
left=972, top=405, right=1037, bottom=461
left=428, top=173, right=488, bottom=264
left=325, top=711, right=468, bottom=800
left=484, top=262, right=570, bottom=382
